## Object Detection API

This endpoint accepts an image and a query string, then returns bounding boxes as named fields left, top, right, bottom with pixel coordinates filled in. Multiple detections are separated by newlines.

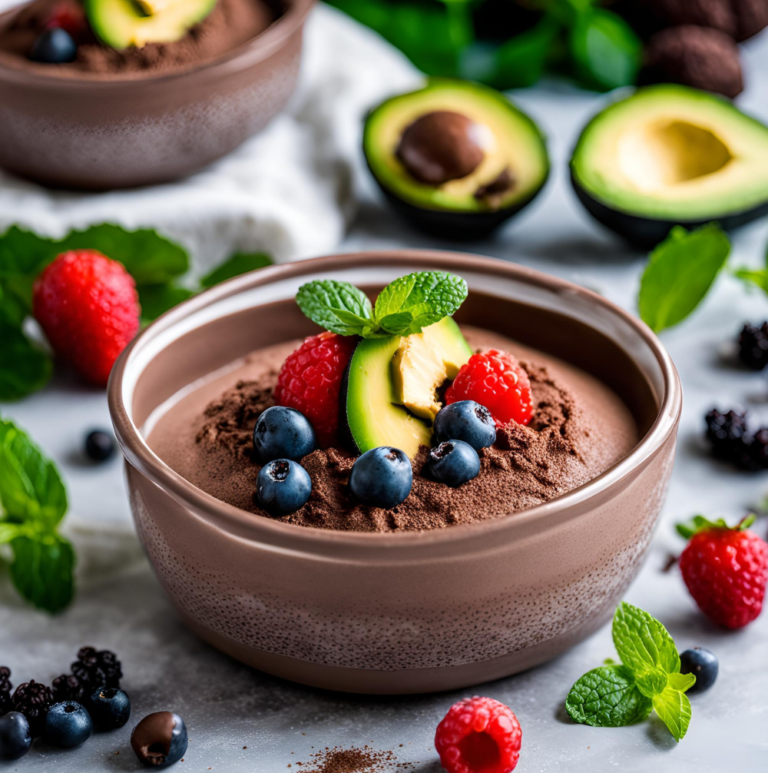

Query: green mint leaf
left=200, top=252, right=273, bottom=289
left=734, top=268, right=768, bottom=294
left=0, top=328, right=53, bottom=401
left=374, top=272, right=467, bottom=334
left=635, top=668, right=669, bottom=699
left=0, top=283, right=30, bottom=329
left=296, top=280, right=373, bottom=336
left=139, top=284, right=195, bottom=324
left=378, top=311, right=414, bottom=335
left=667, top=672, right=696, bottom=693
left=9, top=532, right=75, bottom=614
left=638, top=224, right=731, bottom=333
left=652, top=686, right=692, bottom=742
left=565, top=665, right=653, bottom=727
left=0, top=418, right=67, bottom=527
left=59, top=224, right=189, bottom=286
left=613, top=602, right=680, bottom=676
left=0, top=522, right=22, bottom=543
left=569, top=9, right=641, bottom=91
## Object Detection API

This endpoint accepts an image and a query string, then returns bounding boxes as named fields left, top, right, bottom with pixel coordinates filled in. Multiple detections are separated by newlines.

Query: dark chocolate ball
left=131, top=712, right=188, bottom=768
left=641, top=25, right=743, bottom=99
left=396, top=111, right=485, bottom=185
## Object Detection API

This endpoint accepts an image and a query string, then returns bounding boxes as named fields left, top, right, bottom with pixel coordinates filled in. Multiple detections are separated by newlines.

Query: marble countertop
left=3, top=21, right=768, bottom=773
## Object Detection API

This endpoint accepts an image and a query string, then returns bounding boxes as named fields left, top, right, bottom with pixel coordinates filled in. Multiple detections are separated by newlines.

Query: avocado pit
left=396, top=110, right=486, bottom=185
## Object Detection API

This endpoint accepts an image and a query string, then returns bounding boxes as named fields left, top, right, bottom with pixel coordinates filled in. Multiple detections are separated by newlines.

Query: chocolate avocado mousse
left=0, top=0, right=279, bottom=77
left=147, top=271, right=639, bottom=533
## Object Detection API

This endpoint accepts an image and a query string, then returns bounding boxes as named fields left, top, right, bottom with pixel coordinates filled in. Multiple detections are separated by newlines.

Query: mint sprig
left=0, top=417, right=74, bottom=613
left=0, top=225, right=273, bottom=401
left=638, top=224, right=731, bottom=333
left=565, top=602, right=694, bottom=742
left=296, top=271, right=468, bottom=338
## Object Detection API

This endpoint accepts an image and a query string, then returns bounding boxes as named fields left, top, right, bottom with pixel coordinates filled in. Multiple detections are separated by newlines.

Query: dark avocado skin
left=370, top=160, right=549, bottom=240
left=571, top=171, right=768, bottom=249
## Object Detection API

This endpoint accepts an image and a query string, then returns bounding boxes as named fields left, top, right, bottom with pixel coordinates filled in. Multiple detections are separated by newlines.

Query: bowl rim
left=0, top=0, right=315, bottom=88
left=108, top=250, right=682, bottom=552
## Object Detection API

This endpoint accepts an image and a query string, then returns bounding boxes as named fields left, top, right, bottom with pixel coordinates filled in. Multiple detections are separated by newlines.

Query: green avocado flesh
left=571, top=85, right=768, bottom=221
left=363, top=79, right=549, bottom=214
left=85, top=0, right=216, bottom=49
left=344, top=317, right=472, bottom=459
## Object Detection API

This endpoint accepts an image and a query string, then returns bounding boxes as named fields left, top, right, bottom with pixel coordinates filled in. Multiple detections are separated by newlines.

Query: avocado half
left=571, top=85, right=768, bottom=247
left=363, top=80, right=550, bottom=239
left=341, top=317, right=472, bottom=459
left=85, top=0, right=216, bottom=49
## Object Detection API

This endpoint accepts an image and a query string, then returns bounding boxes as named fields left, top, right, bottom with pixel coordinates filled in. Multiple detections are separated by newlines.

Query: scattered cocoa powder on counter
left=299, top=746, right=406, bottom=773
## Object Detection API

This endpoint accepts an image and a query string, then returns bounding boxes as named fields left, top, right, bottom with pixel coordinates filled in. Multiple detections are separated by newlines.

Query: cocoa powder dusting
left=298, top=746, right=409, bottom=773
left=0, top=0, right=278, bottom=77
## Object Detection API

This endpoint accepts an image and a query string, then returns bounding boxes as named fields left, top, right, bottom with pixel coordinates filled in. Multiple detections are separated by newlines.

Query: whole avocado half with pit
left=85, top=0, right=216, bottom=49
left=363, top=80, right=550, bottom=239
left=341, top=317, right=473, bottom=459
left=570, top=85, right=768, bottom=247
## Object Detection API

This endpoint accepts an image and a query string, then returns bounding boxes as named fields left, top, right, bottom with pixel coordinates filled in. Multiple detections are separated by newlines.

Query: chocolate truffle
left=131, top=712, right=188, bottom=768
left=641, top=25, right=744, bottom=98
left=396, top=111, right=485, bottom=185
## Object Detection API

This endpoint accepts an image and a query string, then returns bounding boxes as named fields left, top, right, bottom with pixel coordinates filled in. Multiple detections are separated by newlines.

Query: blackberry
left=738, top=323, right=768, bottom=370
left=71, top=647, right=122, bottom=692
left=704, top=409, right=768, bottom=471
left=0, top=667, right=12, bottom=716
left=12, top=681, right=53, bottom=736
left=52, top=674, right=86, bottom=704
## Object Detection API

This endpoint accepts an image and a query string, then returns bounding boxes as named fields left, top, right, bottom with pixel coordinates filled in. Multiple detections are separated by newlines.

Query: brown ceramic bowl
left=0, top=0, right=314, bottom=190
left=108, top=251, right=681, bottom=695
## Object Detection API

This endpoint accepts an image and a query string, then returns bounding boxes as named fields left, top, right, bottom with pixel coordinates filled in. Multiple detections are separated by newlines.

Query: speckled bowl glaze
left=108, top=251, right=681, bottom=695
left=0, top=0, right=314, bottom=190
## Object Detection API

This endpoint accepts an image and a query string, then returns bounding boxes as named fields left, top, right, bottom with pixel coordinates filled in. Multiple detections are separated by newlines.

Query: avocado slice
left=571, top=85, right=768, bottom=247
left=363, top=79, right=550, bottom=239
left=343, top=318, right=472, bottom=459
left=85, top=0, right=216, bottom=49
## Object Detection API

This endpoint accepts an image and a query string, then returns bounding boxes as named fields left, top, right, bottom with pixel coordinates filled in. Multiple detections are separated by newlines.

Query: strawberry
left=677, top=514, right=768, bottom=629
left=33, top=250, right=141, bottom=387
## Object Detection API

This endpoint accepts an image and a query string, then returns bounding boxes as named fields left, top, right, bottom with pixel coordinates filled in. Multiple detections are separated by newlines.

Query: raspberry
left=678, top=516, right=768, bottom=629
left=445, top=350, right=533, bottom=427
left=33, top=250, right=141, bottom=387
left=274, top=332, right=357, bottom=448
left=738, top=322, right=768, bottom=370
left=435, top=696, right=522, bottom=773
left=45, top=1, right=88, bottom=38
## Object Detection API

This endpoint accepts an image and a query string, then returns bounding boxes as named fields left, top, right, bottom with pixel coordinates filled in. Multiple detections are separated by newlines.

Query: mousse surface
left=0, top=0, right=278, bottom=77
left=148, top=326, right=639, bottom=532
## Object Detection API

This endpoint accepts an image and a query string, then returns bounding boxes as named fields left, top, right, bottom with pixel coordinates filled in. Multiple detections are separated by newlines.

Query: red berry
left=435, top=696, right=522, bottom=773
left=33, top=250, right=141, bottom=387
left=274, top=332, right=357, bottom=449
left=45, top=2, right=88, bottom=37
left=445, top=350, right=533, bottom=427
left=679, top=517, right=768, bottom=629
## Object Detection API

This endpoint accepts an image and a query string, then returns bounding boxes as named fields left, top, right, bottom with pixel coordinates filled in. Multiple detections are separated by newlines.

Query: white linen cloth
left=0, top=2, right=421, bottom=276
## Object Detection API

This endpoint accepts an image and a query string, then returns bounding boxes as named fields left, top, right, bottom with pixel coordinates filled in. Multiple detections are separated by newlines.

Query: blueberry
left=131, top=712, right=188, bottom=768
left=425, top=440, right=480, bottom=488
left=88, top=687, right=130, bottom=731
left=45, top=702, right=92, bottom=748
left=85, top=429, right=115, bottom=462
left=253, top=406, right=315, bottom=463
left=257, top=459, right=312, bottom=515
left=680, top=647, right=719, bottom=694
left=349, top=447, right=412, bottom=508
left=30, top=28, right=77, bottom=64
left=0, top=712, right=32, bottom=761
left=434, top=401, right=496, bottom=450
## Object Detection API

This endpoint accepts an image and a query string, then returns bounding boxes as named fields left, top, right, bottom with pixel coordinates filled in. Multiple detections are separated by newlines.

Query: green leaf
left=9, top=533, right=75, bottom=614
left=676, top=513, right=754, bottom=540
left=373, top=272, right=467, bottom=335
left=0, top=328, right=53, bottom=401
left=569, top=9, right=641, bottom=91
left=613, top=602, right=680, bottom=677
left=58, top=224, right=188, bottom=286
left=734, top=267, right=768, bottom=294
left=489, top=17, right=560, bottom=89
left=638, top=224, right=731, bottom=333
left=667, top=672, right=696, bottom=693
left=296, top=280, right=374, bottom=336
left=139, top=284, right=195, bottom=324
left=378, top=311, right=414, bottom=335
left=200, top=252, right=273, bottom=289
left=0, top=522, right=22, bottom=544
left=652, top=686, right=692, bottom=742
left=635, top=668, right=669, bottom=698
left=565, top=665, right=653, bottom=727
left=0, top=418, right=67, bottom=527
